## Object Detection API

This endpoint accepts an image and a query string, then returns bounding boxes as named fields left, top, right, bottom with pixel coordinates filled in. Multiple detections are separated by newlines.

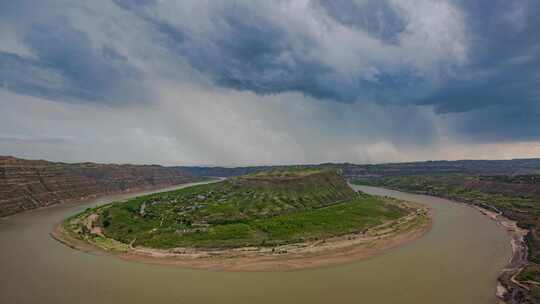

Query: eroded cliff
left=0, top=156, right=198, bottom=217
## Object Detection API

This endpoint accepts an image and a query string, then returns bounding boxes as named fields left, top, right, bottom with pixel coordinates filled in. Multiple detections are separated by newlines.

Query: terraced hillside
left=72, top=169, right=410, bottom=249
left=0, top=156, right=198, bottom=217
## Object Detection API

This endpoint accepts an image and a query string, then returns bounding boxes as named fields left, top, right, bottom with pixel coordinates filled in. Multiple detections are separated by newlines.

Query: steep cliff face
left=0, top=156, right=198, bottom=217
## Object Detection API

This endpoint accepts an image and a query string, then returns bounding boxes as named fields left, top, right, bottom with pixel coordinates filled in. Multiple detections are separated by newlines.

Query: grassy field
left=85, top=170, right=409, bottom=249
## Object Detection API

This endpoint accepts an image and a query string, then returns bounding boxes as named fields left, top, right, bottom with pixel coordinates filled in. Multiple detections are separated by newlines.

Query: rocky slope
left=0, top=156, right=198, bottom=217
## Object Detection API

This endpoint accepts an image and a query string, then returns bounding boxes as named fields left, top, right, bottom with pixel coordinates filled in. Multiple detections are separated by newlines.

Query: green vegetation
left=353, top=175, right=540, bottom=215
left=518, top=264, right=540, bottom=282
left=70, top=170, right=410, bottom=249
left=62, top=206, right=129, bottom=253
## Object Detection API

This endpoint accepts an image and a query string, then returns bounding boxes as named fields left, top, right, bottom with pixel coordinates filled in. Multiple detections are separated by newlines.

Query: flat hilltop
left=62, top=169, right=426, bottom=257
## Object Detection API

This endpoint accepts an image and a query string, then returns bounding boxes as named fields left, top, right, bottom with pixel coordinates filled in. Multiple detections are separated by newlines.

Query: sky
left=1, top=0, right=539, bottom=166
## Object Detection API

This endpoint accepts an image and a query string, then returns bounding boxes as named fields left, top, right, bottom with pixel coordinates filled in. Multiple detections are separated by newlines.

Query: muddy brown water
left=0, top=184, right=511, bottom=304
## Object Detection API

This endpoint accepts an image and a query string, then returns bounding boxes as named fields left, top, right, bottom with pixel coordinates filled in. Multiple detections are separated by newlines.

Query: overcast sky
left=1, top=0, right=539, bottom=166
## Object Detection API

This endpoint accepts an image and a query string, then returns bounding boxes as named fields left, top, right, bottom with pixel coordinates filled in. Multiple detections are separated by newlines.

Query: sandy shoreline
left=361, top=185, right=531, bottom=304
left=52, top=203, right=432, bottom=272
left=471, top=206, right=529, bottom=304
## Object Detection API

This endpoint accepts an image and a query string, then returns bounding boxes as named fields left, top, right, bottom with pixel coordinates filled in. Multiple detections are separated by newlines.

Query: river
left=0, top=184, right=511, bottom=304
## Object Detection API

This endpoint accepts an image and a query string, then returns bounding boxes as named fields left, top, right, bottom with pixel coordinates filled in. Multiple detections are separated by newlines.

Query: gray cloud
left=419, top=0, right=540, bottom=141
left=113, top=0, right=157, bottom=10
left=314, top=0, right=406, bottom=44
left=115, top=0, right=466, bottom=103
left=0, top=2, right=150, bottom=104
left=1, top=0, right=539, bottom=165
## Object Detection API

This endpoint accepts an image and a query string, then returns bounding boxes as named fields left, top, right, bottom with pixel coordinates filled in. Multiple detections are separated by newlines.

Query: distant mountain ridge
left=180, top=158, right=540, bottom=179
left=3, top=155, right=540, bottom=217
left=0, top=156, right=198, bottom=217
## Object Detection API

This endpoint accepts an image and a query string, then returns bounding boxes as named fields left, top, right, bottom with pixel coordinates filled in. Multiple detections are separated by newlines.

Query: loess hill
left=90, top=169, right=409, bottom=249
left=0, top=156, right=198, bottom=217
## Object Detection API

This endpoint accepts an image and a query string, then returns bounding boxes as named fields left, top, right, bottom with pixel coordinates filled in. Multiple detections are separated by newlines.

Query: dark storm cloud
left=120, top=1, right=437, bottom=104
left=424, top=0, right=540, bottom=113
left=0, top=10, right=149, bottom=104
left=149, top=5, right=350, bottom=101
left=0, top=0, right=461, bottom=105
left=0, top=51, right=69, bottom=101
left=447, top=106, right=540, bottom=142
left=144, top=0, right=539, bottom=142
left=118, top=0, right=538, bottom=142
left=113, top=0, right=157, bottom=10
left=314, top=0, right=406, bottom=44
left=1, top=0, right=539, bottom=143
left=421, top=0, right=540, bottom=140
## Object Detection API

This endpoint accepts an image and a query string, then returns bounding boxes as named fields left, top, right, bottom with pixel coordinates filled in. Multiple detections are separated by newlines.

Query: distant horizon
left=4, top=153, right=540, bottom=168
left=2, top=1, right=540, bottom=168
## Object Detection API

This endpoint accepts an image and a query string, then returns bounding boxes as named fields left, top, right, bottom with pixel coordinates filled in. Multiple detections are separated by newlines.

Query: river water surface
left=0, top=184, right=511, bottom=304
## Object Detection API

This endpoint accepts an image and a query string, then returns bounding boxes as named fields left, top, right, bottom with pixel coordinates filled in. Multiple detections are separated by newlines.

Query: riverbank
left=413, top=195, right=529, bottom=304
left=1, top=179, right=219, bottom=221
left=353, top=175, right=540, bottom=303
left=353, top=183, right=530, bottom=304
left=473, top=206, right=529, bottom=304
left=52, top=201, right=432, bottom=272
